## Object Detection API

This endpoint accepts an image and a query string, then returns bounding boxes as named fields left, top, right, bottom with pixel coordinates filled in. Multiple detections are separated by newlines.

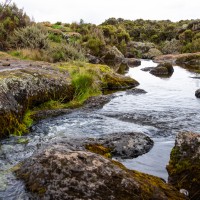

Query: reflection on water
left=0, top=60, right=200, bottom=198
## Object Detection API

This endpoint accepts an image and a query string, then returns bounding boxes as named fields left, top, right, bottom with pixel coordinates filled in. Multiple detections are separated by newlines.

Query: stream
left=0, top=60, right=200, bottom=199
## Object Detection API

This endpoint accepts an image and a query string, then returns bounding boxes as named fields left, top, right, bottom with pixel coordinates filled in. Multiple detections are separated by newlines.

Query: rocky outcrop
left=126, top=41, right=162, bottom=59
left=150, top=63, right=174, bottom=77
left=0, top=59, right=74, bottom=138
left=16, top=145, right=186, bottom=200
left=167, top=132, right=200, bottom=200
left=195, top=89, right=200, bottom=98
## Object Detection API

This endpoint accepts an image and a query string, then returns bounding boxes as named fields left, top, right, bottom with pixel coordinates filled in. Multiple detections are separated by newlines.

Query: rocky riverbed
left=0, top=54, right=200, bottom=199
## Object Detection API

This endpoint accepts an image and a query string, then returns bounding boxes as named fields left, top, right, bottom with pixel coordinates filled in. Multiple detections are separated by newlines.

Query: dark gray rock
left=95, top=132, right=153, bottom=159
left=195, top=89, right=200, bottom=98
left=126, top=88, right=147, bottom=95
left=141, top=67, right=154, bottom=72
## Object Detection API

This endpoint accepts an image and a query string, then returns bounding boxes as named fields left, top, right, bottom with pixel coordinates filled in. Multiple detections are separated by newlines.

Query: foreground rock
left=167, top=132, right=200, bottom=200
left=195, top=89, right=200, bottom=98
left=150, top=63, right=174, bottom=77
left=16, top=146, right=185, bottom=200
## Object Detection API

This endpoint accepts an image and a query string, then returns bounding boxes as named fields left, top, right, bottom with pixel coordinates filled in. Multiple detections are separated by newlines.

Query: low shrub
left=10, top=24, right=49, bottom=49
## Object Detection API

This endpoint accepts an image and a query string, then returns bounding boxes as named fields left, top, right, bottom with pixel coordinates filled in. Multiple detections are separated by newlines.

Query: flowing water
left=0, top=60, right=200, bottom=199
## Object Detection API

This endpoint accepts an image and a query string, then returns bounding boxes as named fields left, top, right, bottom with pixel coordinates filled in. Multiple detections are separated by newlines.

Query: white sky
left=5, top=0, right=200, bottom=24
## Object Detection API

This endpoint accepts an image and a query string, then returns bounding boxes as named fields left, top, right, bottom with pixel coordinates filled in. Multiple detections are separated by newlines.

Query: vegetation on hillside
left=0, top=2, right=199, bottom=62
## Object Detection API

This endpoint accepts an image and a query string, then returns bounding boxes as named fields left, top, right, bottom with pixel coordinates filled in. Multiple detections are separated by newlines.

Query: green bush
left=46, top=43, right=86, bottom=62
left=86, top=38, right=104, bottom=56
left=0, top=2, right=30, bottom=50
left=10, top=24, right=49, bottom=49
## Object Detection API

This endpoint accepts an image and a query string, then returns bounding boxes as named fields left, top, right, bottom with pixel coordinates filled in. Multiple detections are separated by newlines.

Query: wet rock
left=195, top=89, right=200, bottom=98
left=167, top=132, right=200, bottom=200
left=94, top=132, right=153, bottom=159
left=16, top=146, right=186, bottom=200
left=126, top=88, right=147, bottom=95
left=150, top=63, right=174, bottom=77
left=83, top=94, right=113, bottom=110
left=140, top=67, right=154, bottom=72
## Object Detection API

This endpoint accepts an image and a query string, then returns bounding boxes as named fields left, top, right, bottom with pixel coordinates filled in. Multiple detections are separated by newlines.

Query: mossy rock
left=15, top=146, right=185, bottom=200
left=167, top=132, right=200, bottom=200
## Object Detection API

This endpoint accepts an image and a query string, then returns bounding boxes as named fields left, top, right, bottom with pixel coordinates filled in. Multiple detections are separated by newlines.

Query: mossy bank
left=0, top=53, right=138, bottom=138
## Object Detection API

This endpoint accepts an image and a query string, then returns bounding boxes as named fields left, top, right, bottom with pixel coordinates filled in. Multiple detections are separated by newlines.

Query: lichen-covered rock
left=167, top=132, right=200, bottom=200
left=195, top=89, right=200, bottom=98
left=150, top=63, right=174, bottom=77
left=161, top=39, right=182, bottom=54
left=0, top=60, right=74, bottom=138
left=16, top=146, right=186, bottom=200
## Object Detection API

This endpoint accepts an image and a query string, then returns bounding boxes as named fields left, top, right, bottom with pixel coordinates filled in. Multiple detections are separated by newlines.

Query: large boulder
left=126, top=41, right=162, bottom=59
left=102, top=46, right=124, bottom=67
left=150, top=63, right=174, bottom=77
left=15, top=145, right=186, bottom=200
left=195, top=89, right=200, bottom=98
left=123, top=58, right=141, bottom=67
left=167, top=132, right=200, bottom=200
left=0, top=59, right=74, bottom=138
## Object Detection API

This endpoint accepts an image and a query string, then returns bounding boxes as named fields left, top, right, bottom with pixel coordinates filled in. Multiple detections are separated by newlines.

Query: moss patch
left=85, top=144, right=112, bottom=158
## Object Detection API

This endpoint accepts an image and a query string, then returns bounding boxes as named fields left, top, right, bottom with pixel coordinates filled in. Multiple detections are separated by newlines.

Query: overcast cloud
left=6, top=0, right=200, bottom=24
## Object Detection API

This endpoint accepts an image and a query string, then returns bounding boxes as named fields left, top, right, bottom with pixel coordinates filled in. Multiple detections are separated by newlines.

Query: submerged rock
left=195, top=89, right=200, bottom=98
left=167, top=132, right=200, bottom=200
left=16, top=146, right=186, bottom=200
left=150, top=63, right=174, bottom=77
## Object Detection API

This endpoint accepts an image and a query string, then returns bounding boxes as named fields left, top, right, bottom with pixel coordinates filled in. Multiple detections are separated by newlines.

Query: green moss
left=85, top=144, right=112, bottom=158
left=17, top=138, right=29, bottom=144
